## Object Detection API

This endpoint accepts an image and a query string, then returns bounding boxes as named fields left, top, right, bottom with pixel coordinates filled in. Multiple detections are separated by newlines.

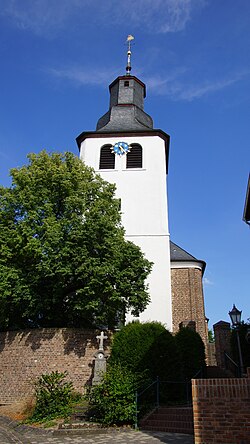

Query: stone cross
left=96, top=331, right=108, bottom=351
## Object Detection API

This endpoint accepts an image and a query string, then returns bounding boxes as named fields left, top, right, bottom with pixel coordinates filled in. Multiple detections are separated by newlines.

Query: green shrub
left=110, top=321, right=181, bottom=381
left=110, top=321, right=165, bottom=373
left=175, top=328, right=206, bottom=379
left=109, top=322, right=183, bottom=407
left=141, top=329, right=182, bottom=381
left=31, top=370, right=74, bottom=421
left=86, top=363, right=139, bottom=425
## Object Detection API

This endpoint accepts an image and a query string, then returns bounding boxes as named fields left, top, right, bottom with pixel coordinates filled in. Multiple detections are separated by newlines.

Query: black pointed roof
left=170, top=241, right=206, bottom=274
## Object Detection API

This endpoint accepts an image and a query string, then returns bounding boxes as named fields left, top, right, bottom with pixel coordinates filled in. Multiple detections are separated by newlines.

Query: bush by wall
left=110, top=321, right=181, bottom=381
left=30, top=371, right=76, bottom=422
left=175, top=327, right=206, bottom=379
left=86, top=363, right=139, bottom=425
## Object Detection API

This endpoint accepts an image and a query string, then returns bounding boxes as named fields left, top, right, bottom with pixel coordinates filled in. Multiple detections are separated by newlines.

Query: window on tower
left=126, top=144, right=142, bottom=168
left=99, top=144, right=115, bottom=169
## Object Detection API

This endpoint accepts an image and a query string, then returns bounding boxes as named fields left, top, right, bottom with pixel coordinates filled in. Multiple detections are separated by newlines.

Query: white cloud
left=0, top=150, right=10, bottom=160
left=0, top=0, right=204, bottom=36
left=0, top=0, right=85, bottom=36
left=101, top=0, right=202, bottom=34
left=47, top=66, right=119, bottom=87
left=203, top=277, right=213, bottom=286
left=146, top=69, right=250, bottom=101
left=47, top=62, right=250, bottom=102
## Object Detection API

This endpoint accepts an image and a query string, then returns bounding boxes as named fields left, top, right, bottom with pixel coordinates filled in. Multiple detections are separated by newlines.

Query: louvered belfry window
left=126, top=144, right=142, bottom=168
left=99, top=144, right=115, bottom=169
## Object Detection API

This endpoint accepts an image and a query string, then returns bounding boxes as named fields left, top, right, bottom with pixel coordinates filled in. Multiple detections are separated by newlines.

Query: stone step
left=59, top=422, right=102, bottom=430
left=70, top=404, right=89, bottom=422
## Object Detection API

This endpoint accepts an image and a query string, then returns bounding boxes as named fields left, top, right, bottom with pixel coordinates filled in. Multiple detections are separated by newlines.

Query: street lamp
left=229, top=304, right=244, bottom=377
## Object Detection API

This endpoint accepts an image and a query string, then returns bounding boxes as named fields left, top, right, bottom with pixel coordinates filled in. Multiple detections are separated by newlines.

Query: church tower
left=76, top=37, right=172, bottom=329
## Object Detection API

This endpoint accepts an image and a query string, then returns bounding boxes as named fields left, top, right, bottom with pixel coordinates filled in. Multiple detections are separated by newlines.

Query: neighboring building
left=243, top=174, right=250, bottom=225
left=76, top=40, right=208, bottom=341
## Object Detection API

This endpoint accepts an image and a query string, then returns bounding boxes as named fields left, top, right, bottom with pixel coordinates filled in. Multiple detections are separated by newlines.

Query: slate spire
left=96, top=35, right=153, bottom=132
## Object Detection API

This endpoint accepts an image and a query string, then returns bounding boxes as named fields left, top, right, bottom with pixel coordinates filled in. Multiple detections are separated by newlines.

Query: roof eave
left=76, top=129, right=170, bottom=173
left=171, top=259, right=206, bottom=275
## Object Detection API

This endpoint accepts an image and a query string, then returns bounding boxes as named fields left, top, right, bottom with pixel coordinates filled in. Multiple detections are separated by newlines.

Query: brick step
left=142, top=420, right=192, bottom=427
left=140, top=406, right=194, bottom=435
left=153, top=407, right=192, bottom=414
left=147, top=415, right=193, bottom=423
left=206, top=366, right=234, bottom=378
left=148, top=411, right=193, bottom=420
left=142, top=425, right=193, bottom=434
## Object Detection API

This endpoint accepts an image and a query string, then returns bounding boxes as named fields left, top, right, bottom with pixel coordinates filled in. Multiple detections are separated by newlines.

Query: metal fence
left=135, top=369, right=203, bottom=429
left=224, top=352, right=239, bottom=377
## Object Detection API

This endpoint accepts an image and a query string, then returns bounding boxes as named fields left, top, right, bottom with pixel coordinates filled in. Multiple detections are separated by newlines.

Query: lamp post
left=229, top=304, right=244, bottom=377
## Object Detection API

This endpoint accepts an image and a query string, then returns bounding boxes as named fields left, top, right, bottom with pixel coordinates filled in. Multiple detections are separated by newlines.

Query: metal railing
left=135, top=369, right=203, bottom=429
left=224, top=352, right=240, bottom=377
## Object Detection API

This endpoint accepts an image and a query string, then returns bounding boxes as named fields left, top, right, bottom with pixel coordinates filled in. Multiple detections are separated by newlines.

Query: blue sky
left=0, top=0, right=249, bottom=329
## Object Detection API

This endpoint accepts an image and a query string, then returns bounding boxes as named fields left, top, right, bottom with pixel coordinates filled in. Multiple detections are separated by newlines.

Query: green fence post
left=156, top=376, right=160, bottom=408
left=135, top=390, right=138, bottom=429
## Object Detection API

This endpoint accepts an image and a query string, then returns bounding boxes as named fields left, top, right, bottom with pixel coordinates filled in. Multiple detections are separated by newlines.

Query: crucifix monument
left=92, top=331, right=108, bottom=385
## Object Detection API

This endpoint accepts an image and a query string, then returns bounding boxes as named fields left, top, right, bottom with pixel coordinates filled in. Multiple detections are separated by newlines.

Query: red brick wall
left=213, top=321, right=231, bottom=369
left=192, top=369, right=250, bottom=444
left=0, top=328, right=110, bottom=404
left=171, top=267, right=207, bottom=350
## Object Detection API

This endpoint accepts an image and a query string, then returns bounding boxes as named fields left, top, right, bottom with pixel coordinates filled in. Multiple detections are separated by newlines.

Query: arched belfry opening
left=126, top=144, right=142, bottom=168
left=99, top=144, right=115, bottom=169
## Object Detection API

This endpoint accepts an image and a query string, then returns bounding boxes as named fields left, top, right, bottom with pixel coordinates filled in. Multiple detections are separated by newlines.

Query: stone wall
left=192, top=369, right=250, bottom=444
left=0, top=328, right=110, bottom=404
left=171, top=267, right=207, bottom=349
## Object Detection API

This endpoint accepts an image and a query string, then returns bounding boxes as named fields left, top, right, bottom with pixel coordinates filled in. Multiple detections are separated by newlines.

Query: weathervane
left=126, top=35, right=134, bottom=75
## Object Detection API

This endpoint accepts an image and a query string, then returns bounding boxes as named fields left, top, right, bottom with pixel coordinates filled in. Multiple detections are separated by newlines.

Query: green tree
left=230, top=321, right=250, bottom=371
left=0, top=151, right=152, bottom=330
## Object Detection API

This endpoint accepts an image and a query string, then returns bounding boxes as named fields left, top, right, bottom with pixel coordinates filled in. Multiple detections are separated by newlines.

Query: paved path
left=0, top=416, right=194, bottom=444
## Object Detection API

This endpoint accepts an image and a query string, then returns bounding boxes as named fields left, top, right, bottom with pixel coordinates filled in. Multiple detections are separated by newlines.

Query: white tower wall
left=79, top=135, right=172, bottom=330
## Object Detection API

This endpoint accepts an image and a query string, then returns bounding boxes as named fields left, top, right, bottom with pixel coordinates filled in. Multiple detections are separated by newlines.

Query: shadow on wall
left=0, top=329, right=57, bottom=352
left=0, top=328, right=106, bottom=356
left=62, top=329, right=97, bottom=357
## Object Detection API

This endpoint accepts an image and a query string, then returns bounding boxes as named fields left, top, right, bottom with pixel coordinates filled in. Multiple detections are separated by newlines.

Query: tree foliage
left=230, top=321, right=250, bottom=371
left=0, top=151, right=152, bottom=330
left=175, top=327, right=206, bottom=379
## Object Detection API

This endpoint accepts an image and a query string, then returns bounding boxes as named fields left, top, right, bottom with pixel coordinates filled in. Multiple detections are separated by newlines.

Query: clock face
left=111, top=141, right=131, bottom=156
left=98, top=352, right=104, bottom=359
